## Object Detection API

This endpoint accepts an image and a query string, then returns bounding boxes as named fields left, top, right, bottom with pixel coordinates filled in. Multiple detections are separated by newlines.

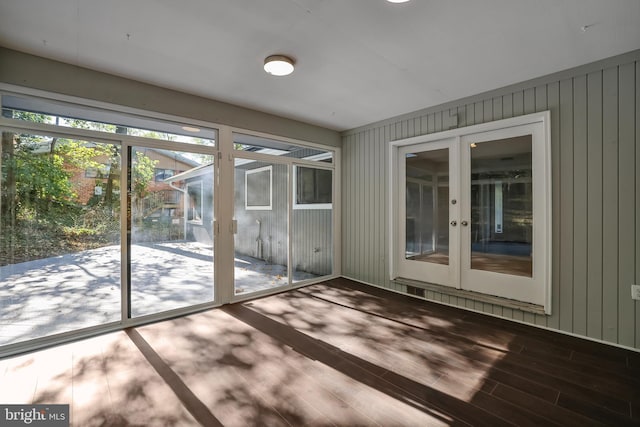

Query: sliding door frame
left=0, top=86, right=341, bottom=357
left=226, top=128, right=340, bottom=304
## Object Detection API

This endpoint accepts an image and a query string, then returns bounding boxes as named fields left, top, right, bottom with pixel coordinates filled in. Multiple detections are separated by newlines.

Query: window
left=2, top=94, right=217, bottom=146
left=245, top=166, right=272, bottom=210
left=0, top=131, right=122, bottom=345
left=234, top=133, right=333, bottom=163
left=154, top=168, right=176, bottom=182
left=294, top=166, right=332, bottom=209
left=85, top=163, right=111, bottom=178
left=0, top=90, right=225, bottom=353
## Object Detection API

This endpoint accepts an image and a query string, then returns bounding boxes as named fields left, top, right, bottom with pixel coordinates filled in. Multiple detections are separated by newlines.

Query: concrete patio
left=0, top=242, right=318, bottom=347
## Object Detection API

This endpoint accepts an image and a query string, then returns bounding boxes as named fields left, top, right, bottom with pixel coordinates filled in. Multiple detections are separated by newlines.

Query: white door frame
left=389, top=111, right=552, bottom=313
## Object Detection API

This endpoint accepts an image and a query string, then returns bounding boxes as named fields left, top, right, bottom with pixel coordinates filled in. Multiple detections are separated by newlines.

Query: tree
left=1, top=111, right=63, bottom=226
left=0, top=130, right=16, bottom=228
left=131, top=151, right=157, bottom=224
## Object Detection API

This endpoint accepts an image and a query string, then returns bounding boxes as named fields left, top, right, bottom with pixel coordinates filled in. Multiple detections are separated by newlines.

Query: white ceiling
left=1, top=0, right=639, bottom=131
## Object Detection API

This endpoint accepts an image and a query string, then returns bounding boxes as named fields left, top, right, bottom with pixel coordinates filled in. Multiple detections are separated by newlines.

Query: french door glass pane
left=234, top=159, right=288, bottom=295
left=405, top=148, right=449, bottom=265
left=129, top=147, right=214, bottom=317
left=469, top=136, right=533, bottom=277
left=0, top=131, right=121, bottom=344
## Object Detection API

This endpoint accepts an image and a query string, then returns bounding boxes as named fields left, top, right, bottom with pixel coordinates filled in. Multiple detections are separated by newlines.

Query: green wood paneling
left=483, top=99, right=492, bottom=122
left=524, top=88, right=535, bottom=114
left=434, top=111, right=443, bottom=132
left=493, top=97, right=503, bottom=121
left=535, top=84, right=549, bottom=327
left=636, top=62, right=640, bottom=349
left=427, top=113, right=435, bottom=133
left=513, top=91, right=524, bottom=116
left=573, top=75, right=588, bottom=336
left=503, top=94, right=513, bottom=119
left=618, top=62, right=636, bottom=347
left=465, top=104, right=474, bottom=126
left=586, top=71, right=604, bottom=340
left=602, top=66, right=619, bottom=343
left=547, top=81, right=561, bottom=330
left=559, top=78, right=574, bottom=333
left=356, top=131, right=365, bottom=281
left=474, top=102, right=483, bottom=125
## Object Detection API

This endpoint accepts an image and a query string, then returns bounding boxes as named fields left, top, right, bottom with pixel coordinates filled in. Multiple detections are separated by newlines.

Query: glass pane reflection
left=405, top=148, right=449, bottom=265
left=470, top=136, right=533, bottom=277
left=129, top=147, right=215, bottom=317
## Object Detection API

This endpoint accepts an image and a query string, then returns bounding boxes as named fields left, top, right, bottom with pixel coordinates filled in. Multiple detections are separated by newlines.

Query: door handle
left=450, top=220, right=457, bottom=226
left=461, top=220, right=469, bottom=226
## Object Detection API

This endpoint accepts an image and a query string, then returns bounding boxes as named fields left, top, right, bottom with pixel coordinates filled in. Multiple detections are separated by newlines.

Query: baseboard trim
left=392, top=277, right=546, bottom=315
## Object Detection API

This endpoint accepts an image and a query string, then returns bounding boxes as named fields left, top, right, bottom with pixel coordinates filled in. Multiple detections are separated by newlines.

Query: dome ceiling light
left=264, top=55, right=295, bottom=76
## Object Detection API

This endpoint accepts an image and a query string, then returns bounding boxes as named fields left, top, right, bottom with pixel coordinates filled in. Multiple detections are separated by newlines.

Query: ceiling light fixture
left=387, top=0, right=410, bottom=3
left=264, top=55, right=295, bottom=76
left=181, top=126, right=201, bottom=132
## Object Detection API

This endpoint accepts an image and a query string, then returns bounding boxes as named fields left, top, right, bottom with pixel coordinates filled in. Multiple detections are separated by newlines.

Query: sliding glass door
left=231, top=133, right=335, bottom=299
left=0, top=131, right=122, bottom=345
left=0, top=92, right=338, bottom=354
left=129, top=147, right=215, bottom=317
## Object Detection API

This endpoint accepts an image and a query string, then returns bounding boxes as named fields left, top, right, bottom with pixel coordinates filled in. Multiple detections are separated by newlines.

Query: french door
left=394, top=113, right=551, bottom=311
left=397, top=138, right=459, bottom=288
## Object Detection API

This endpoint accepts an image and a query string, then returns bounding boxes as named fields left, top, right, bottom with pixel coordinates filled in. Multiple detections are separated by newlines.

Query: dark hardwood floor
left=1, top=277, right=638, bottom=426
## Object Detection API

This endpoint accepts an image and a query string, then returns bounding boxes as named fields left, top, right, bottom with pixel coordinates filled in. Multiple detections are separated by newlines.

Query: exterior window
left=85, top=163, right=111, bottom=178
left=154, top=168, right=176, bottom=182
left=294, top=166, right=332, bottom=209
left=3, top=94, right=217, bottom=146
left=245, top=166, right=272, bottom=210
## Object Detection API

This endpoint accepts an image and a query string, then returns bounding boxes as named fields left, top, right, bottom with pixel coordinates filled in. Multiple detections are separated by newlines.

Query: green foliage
left=8, top=109, right=54, bottom=124
left=1, top=109, right=204, bottom=263
left=10, top=136, right=74, bottom=214
left=65, top=118, right=117, bottom=133
left=132, top=151, right=157, bottom=197
left=128, top=128, right=176, bottom=141
left=131, top=151, right=158, bottom=224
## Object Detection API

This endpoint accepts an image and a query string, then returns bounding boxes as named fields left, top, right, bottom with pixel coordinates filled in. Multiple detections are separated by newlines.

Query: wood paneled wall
left=341, top=50, right=640, bottom=349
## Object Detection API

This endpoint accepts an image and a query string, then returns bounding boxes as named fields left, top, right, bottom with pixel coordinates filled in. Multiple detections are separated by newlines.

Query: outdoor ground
left=0, top=242, right=318, bottom=346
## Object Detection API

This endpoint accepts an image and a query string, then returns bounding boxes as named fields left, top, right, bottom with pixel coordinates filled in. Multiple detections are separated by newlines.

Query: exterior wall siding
left=292, top=209, right=333, bottom=276
left=341, top=50, right=640, bottom=349
left=235, top=163, right=289, bottom=266
left=234, top=164, right=333, bottom=276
